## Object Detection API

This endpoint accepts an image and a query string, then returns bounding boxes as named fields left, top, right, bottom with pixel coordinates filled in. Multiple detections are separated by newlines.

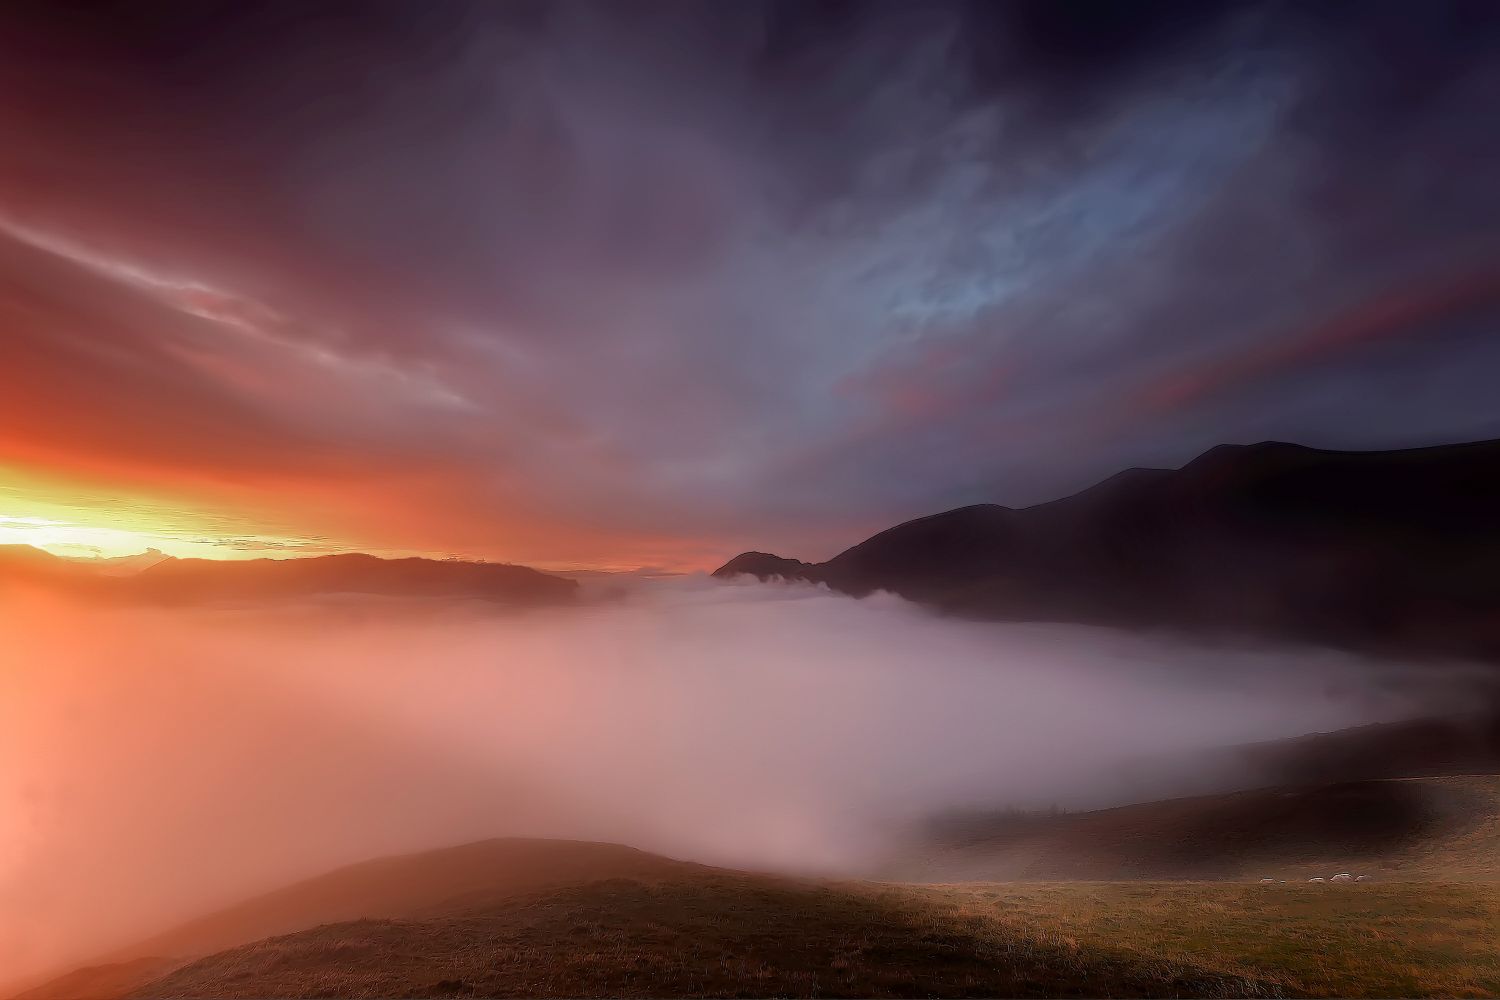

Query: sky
left=1, top=0, right=1498, bottom=569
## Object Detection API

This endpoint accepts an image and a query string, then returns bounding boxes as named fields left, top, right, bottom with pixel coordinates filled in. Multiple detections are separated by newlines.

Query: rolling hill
left=13, top=838, right=1263, bottom=1000
left=18, top=826, right=1500, bottom=1000
left=715, top=439, right=1500, bottom=662
left=12, top=840, right=702, bottom=1000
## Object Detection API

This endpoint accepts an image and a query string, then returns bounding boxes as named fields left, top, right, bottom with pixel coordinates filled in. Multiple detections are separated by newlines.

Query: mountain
left=712, top=551, right=811, bottom=580
left=130, top=552, right=577, bottom=605
left=0, top=546, right=577, bottom=607
left=0, top=543, right=80, bottom=579
left=87, top=547, right=170, bottom=576
left=714, top=439, right=1500, bottom=661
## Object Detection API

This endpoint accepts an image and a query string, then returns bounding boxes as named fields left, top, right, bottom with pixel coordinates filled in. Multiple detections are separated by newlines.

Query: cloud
left=0, top=1, right=1497, bottom=565
left=2, top=578, right=1479, bottom=988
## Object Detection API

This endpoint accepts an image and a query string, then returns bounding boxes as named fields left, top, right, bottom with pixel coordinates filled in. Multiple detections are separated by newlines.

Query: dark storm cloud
left=0, top=0, right=1497, bottom=564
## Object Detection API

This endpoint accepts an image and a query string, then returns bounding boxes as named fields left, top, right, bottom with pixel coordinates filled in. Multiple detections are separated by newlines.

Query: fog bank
left=0, top=576, right=1475, bottom=988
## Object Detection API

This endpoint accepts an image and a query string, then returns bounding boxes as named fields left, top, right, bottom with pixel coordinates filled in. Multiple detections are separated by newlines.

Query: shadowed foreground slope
left=20, top=824, right=1500, bottom=999
left=131, top=875, right=1276, bottom=1000
left=23, top=841, right=1268, bottom=1000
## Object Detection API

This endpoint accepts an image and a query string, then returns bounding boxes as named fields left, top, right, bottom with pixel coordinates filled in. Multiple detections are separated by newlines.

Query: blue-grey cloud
left=0, top=0, right=1496, bottom=564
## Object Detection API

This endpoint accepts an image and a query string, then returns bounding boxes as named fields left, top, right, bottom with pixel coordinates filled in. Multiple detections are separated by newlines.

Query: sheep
left=1259, top=878, right=1277, bottom=883
left=1330, top=873, right=1354, bottom=882
left=1354, top=875, right=1368, bottom=882
left=1308, top=877, right=1327, bottom=883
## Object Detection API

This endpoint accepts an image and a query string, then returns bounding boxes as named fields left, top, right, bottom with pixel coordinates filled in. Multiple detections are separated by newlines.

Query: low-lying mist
left=0, top=575, right=1480, bottom=988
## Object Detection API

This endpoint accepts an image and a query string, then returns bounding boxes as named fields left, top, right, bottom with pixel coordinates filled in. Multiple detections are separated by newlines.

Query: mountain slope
left=715, top=439, right=1500, bottom=660
left=131, top=552, right=577, bottom=605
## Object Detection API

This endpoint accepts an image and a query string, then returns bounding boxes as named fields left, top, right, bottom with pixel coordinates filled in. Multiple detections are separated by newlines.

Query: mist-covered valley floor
left=4, top=575, right=1493, bottom=994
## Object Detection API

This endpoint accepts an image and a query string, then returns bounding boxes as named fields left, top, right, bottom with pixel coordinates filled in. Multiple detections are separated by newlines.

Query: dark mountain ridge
left=0, top=546, right=577, bottom=607
left=715, top=439, right=1500, bottom=661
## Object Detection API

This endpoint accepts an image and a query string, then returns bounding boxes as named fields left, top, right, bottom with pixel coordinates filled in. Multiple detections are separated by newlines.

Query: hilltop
left=16, top=827, right=1500, bottom=1000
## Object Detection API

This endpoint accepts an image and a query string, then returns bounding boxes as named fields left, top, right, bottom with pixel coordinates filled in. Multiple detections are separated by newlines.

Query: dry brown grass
left=920, top=880, right=1500, bottom=998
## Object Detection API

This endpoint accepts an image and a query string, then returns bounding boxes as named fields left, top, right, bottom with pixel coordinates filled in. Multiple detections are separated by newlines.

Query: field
left=16, top=776, right=1500, bottom=999
left=921, top=881, right=1500, bottom=998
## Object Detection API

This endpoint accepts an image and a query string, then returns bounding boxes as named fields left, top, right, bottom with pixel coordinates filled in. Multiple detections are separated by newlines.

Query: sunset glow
left=1, top=1, right=1496, bottom=576
left=0, top=465, right=346, bottom=561
left=3, top=5, right=1500, bottom=1000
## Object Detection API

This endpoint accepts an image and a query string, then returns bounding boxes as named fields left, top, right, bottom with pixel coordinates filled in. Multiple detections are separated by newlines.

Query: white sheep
left=1308, top=877, right=1327, bottom=883
left=1260, top=878, right=1276, bottom=883
left=1330, top=873, right=1353, bottom=882
left=1354, top=875, right=1368, bottom=882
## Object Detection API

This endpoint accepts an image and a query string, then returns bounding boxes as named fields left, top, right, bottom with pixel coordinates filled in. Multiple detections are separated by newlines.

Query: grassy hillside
left=120, top=839, right=705, bottom=964
left=19, top=778, right=1500, bottom=999
left=131, top=875, right=1277, bottom=999
left=914, top=881, right=1500, bottom=999
left=13, top=840, right=701, bottom=1000
left=123, top=879, right=1500, bottom=998
left=895, top=775, right=1500, bottom=882
left=23, top=841, right=1273, bottom=1000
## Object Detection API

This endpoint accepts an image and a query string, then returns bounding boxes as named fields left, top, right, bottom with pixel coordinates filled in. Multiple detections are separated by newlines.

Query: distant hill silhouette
left=0, top=544, right=80, bottom=578
left=713, top=551, right=811, bottom=580
left=715, top=439, right=1500, bottom=661
left=0, top=546, right=576, bottom=607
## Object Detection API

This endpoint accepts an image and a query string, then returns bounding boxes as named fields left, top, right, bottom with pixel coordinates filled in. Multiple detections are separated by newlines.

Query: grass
left=130, top=877, right=1500, bottom=999
left=22, top=778, right=1500, bottom=1000
left=920, top=881, right=1500, bottom=998
left=132, top=875, right=1276, bottom=999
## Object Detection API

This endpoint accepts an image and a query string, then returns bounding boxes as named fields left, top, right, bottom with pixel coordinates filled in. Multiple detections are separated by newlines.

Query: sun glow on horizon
left=0, top=464, right=350, bottom=562
left=0, top=463, right=723, bottom=572
left=0, top=513, right=335, bottom=561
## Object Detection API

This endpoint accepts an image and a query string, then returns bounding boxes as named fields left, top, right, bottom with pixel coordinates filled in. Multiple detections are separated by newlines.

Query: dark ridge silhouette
left=714, top=439, right=1500, bottom=661
left=0, top=546, right=577, bottom=607
left=711, top=551, right=811, bottom=580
